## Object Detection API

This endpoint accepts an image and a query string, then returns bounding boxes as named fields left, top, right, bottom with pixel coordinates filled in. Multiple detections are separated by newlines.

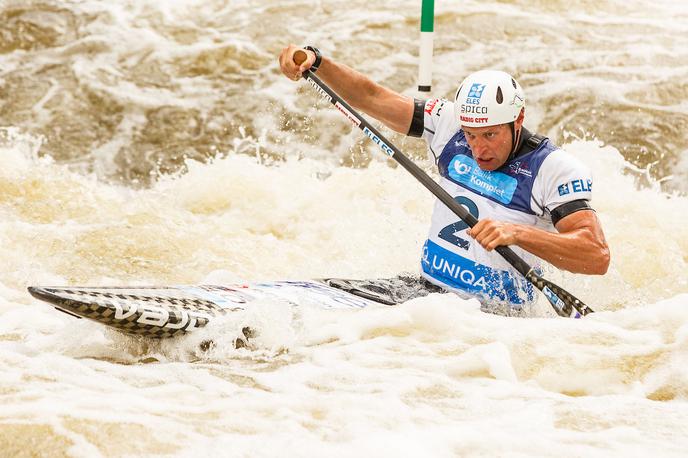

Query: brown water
left=1, top=1, right=688, bottom=457
left=1, top=0, right=686, bottom=189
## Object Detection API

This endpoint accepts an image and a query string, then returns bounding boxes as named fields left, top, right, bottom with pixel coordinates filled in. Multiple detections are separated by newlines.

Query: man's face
left=462, top=123, right=513, bottom=171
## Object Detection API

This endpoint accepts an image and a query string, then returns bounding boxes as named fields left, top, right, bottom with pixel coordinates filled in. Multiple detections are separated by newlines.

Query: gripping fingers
left=279, top=45, right=306, bottom=80
left=470, top=226, right=495, bottom=251
left=469, top=220, right=511, bottom=251
left=482, top=231, right=502, bottom=251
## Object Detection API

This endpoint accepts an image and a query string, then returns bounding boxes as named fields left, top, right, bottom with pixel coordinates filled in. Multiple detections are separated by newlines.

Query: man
left=279, top=45, right=610, bottom=309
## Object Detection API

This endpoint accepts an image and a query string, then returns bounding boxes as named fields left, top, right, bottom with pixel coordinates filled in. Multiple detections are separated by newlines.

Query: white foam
left=2, top=0, right=688, bottom=456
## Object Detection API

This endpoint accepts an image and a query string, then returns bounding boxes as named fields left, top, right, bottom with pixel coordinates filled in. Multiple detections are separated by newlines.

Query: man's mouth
left=475, top=157, right=493, bottom=167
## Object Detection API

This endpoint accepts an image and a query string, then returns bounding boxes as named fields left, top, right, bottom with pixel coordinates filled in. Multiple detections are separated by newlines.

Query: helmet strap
left=507, top=122, right=522, bottom=162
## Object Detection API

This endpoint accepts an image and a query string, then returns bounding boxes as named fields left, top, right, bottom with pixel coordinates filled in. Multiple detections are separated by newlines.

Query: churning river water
left=1, top=0, right=687, bottom=456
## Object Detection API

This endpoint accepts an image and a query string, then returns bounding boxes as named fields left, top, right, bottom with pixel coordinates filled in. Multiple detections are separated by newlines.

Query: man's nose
left=471, top=137, right=488, bottom=155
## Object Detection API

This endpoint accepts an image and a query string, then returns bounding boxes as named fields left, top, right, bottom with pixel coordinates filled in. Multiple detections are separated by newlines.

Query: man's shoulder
left=534, top=144, right=594, bottom=203
left=514, top=137, right=586, bottom=178
left=538, top=145, right=589, bottom=175
left=422, top=98, right=461, bottom=158
left=423, top=97, right=452, bottom=118
left=422, top=98, right=456, bottom=133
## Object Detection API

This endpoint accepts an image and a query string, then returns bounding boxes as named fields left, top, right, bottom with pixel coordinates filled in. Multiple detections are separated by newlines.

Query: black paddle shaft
left=292, top=50, right=592, bottom=317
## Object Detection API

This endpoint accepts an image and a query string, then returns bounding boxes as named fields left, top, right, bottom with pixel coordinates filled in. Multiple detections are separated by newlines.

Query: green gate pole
left=418, top=0, right=434, bottom=92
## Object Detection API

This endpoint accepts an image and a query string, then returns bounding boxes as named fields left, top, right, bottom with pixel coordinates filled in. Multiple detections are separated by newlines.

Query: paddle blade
left=526, top=271, right=594, bottom=318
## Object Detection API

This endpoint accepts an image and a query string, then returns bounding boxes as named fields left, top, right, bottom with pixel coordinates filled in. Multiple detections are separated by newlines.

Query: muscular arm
left=468, top=210, right=610, bottom=275
left=279, top=44, right=415, bottom=134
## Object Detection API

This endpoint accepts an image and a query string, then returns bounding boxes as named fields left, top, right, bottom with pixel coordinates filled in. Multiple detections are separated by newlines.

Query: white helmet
left=454, top=70, right=525, bottom=128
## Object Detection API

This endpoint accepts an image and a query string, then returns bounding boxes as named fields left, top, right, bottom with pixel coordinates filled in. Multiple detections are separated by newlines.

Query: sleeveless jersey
left=419, top=98, right=594, bottom=305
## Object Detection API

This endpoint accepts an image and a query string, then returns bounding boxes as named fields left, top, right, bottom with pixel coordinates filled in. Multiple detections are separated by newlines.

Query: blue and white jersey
left=419, top=98, right=594, bottom=305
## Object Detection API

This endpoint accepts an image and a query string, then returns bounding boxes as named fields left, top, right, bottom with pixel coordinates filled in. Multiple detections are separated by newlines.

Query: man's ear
left=514, top=108, right=525, bottom=129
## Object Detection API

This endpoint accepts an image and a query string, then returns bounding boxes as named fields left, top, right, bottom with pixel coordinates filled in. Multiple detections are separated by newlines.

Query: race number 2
left=438, top=196, right=478, bottom=250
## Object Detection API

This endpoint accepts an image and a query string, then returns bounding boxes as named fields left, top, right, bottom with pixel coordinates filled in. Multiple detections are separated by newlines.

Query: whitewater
left=1, top=0, right=687, bottom=456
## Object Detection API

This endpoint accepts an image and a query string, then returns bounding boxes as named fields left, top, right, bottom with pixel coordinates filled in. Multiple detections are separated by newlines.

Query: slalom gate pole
left=418, top=0, right=434, bottom=92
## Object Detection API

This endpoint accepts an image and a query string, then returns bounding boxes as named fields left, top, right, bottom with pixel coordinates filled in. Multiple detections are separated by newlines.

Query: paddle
left=292, top=50, right=593, bottom=318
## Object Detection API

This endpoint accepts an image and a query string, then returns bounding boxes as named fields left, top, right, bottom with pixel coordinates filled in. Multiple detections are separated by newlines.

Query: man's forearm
left=513, top=224, right=610, bottom=274
left=313, top=57, right=414, bottom=134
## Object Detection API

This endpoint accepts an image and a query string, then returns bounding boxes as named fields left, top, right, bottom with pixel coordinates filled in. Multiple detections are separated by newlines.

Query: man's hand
left=278, top=44, right=316, bottom=81
left=466, top=211, right=609, bottom=274
left=467, top=219, right=519, bottom=251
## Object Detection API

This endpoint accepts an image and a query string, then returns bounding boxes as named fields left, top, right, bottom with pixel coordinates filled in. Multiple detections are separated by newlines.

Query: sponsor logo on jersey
left=558, top=178, right=592, bottom=196
left=425, top=98, right=439, bottom=114
left=448, top=155, right=518, bottom=204
left=422, top=241, right=489, bottom=289
left=421, top=240, right=534, bottom=304
left=508, top=161, right=533, bottom=178
left=425, top=98, right=446, bottom=117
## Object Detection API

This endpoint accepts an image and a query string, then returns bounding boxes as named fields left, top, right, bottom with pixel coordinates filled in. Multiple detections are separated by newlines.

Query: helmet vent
left=511, top=78, right=517, bottom=89
left=456, top=85, right=463, bottom=100
left=496, top=87, right=503, bottom=104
